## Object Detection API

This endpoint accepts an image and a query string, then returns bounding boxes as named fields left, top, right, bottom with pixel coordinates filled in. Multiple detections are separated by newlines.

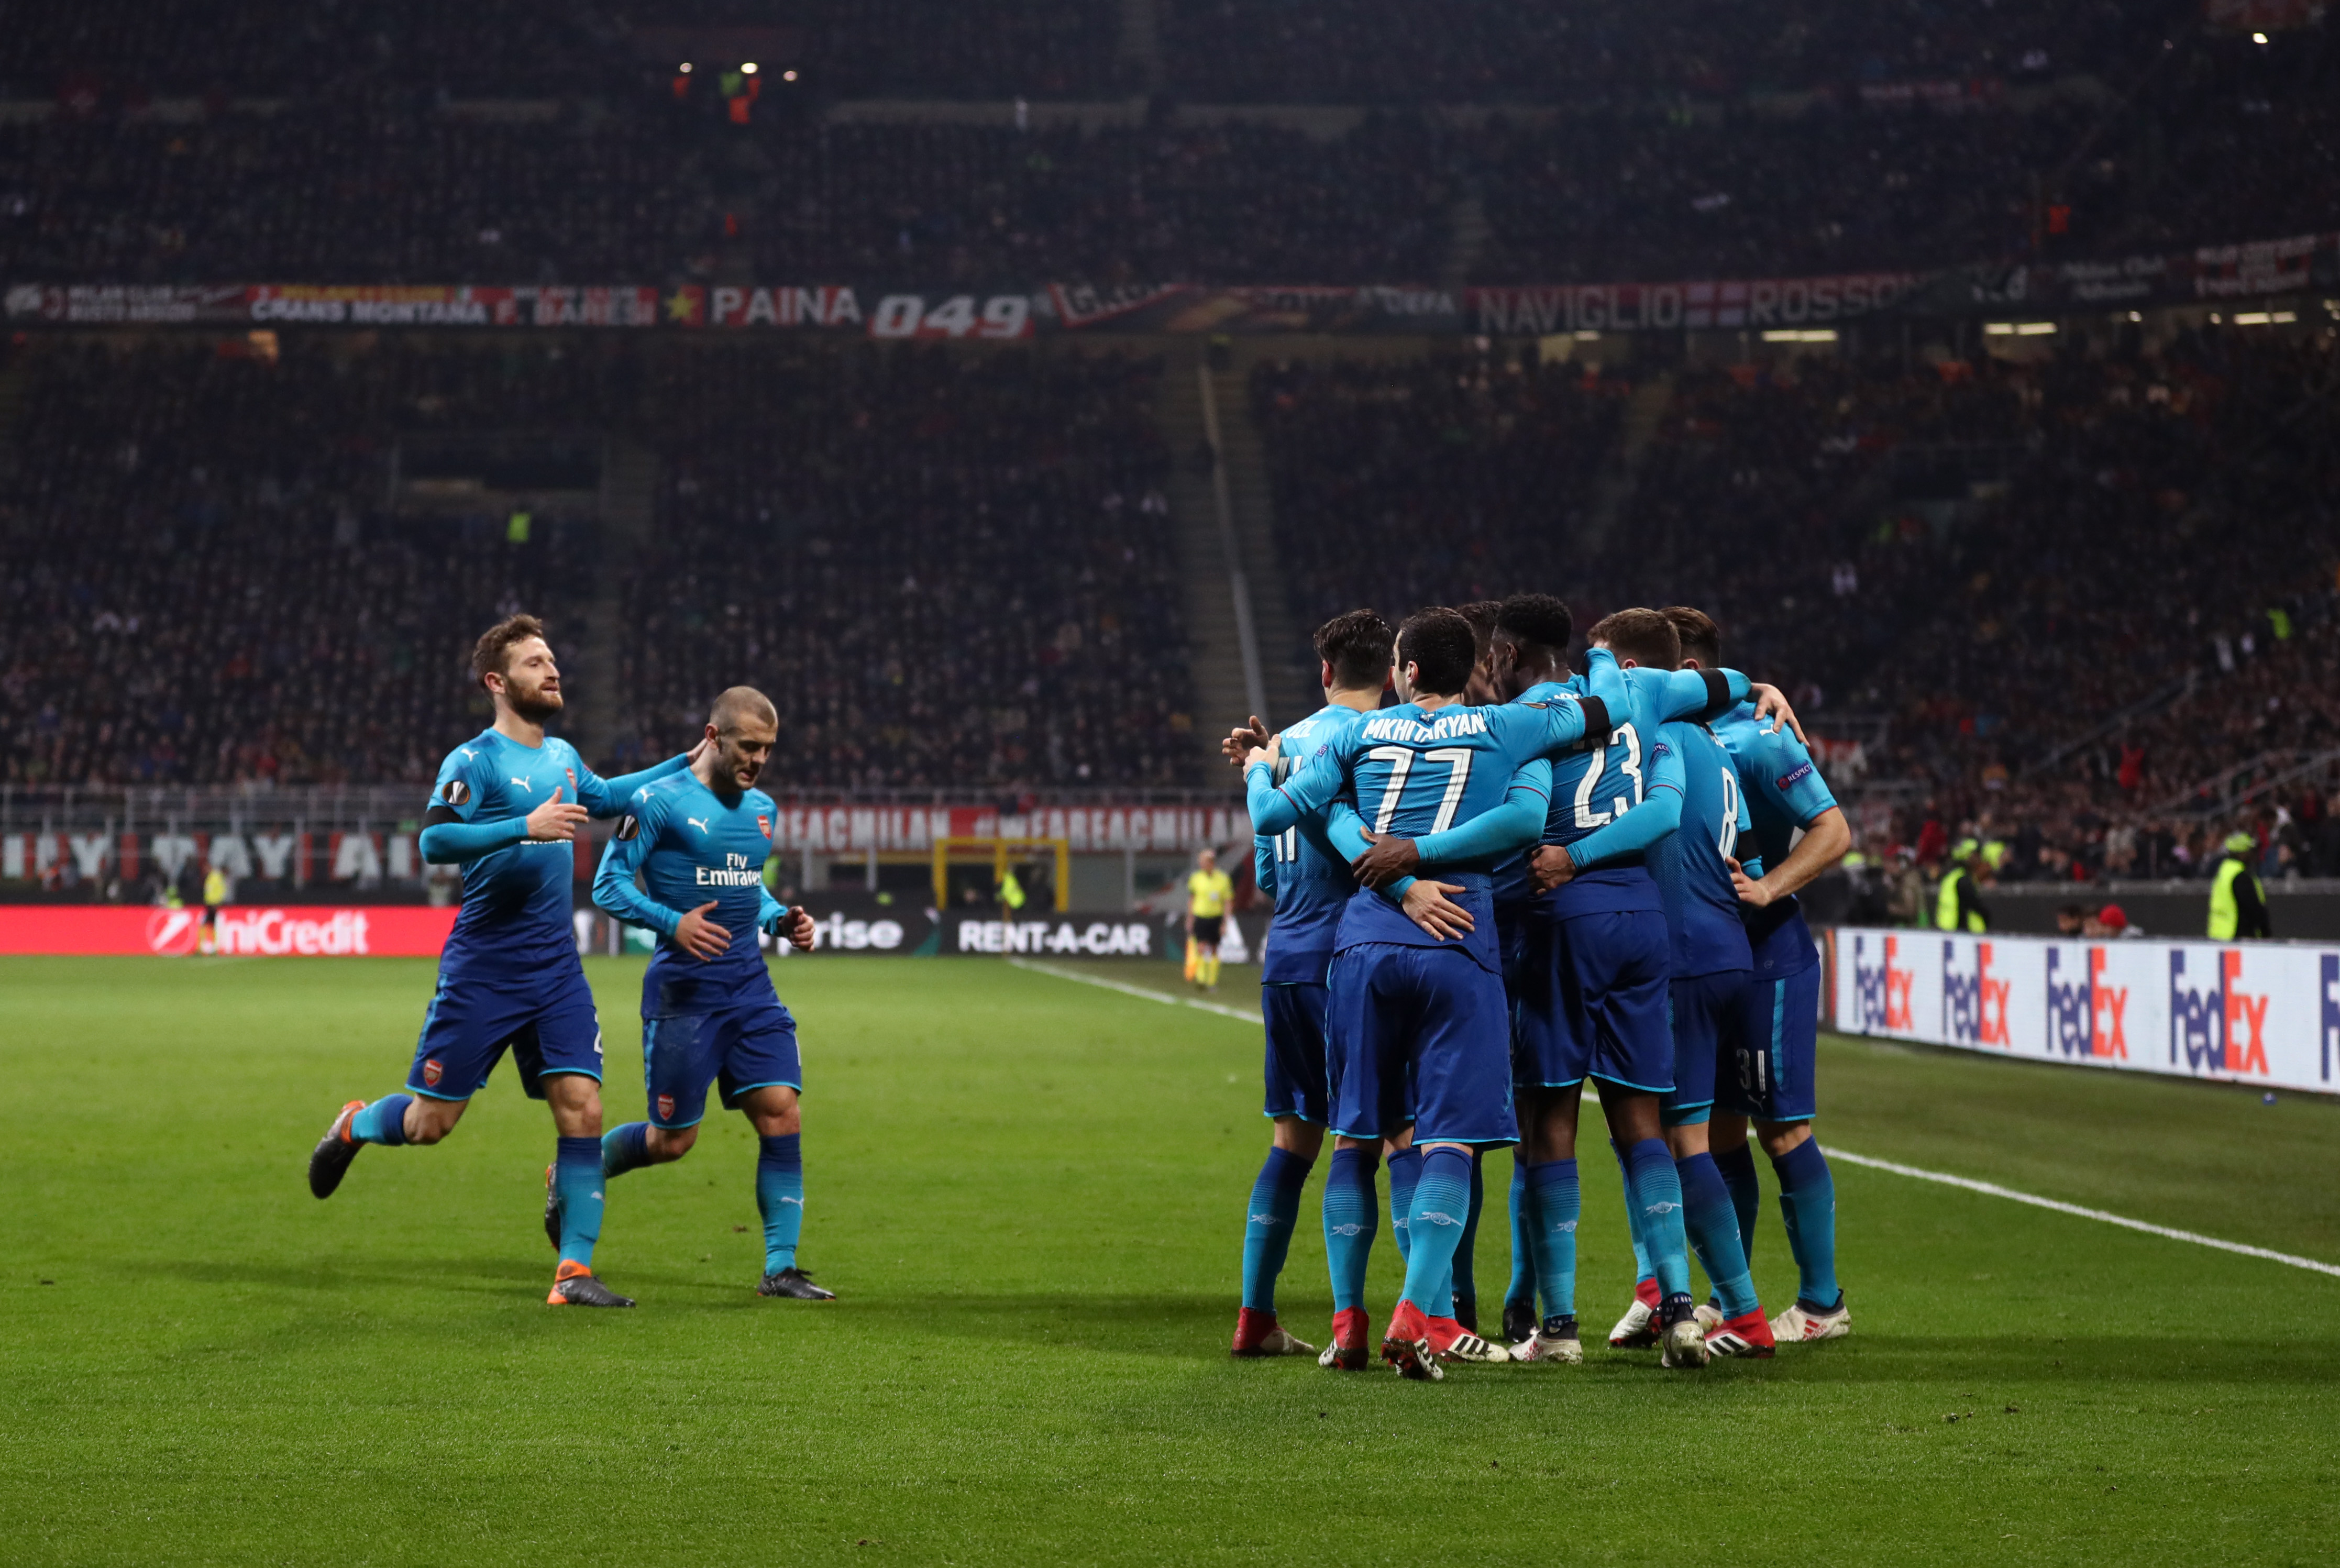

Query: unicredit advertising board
left=0, top=906, right=459, bottom=957
left=1828, top=927, right=2340, bottom=1095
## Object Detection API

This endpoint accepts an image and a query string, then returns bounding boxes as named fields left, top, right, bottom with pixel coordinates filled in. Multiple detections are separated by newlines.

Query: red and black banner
left=8, top=231, right=2333, bottom=336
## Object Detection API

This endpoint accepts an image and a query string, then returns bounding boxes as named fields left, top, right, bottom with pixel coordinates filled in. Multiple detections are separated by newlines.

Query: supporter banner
left=1927, top=231, right=2340, bottom=313
left=7, top=233, right=2332, bottom=336
left=1471, top=273, right=1920, bottom=335
left=768, top=804, right=1248, bottom=853
left=0, top=904, right=458, bottom=956
left=1826, top=926, right=2340, bottom=1096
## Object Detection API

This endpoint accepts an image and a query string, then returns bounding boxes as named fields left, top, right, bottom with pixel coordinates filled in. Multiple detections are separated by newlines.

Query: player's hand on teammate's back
left=1350, top=831, right=1421, bottom=890
left=523, top=786, right=591, bottom=843
left=1747, top=683, right=1806, bottom=743
left=782, top=907, right=816, bottom=952
left=1399, top=880, right=1475, bottom=941
left=1726, top=855, right=1776, bottom=908
left=675, top=901, right=732, bottom=960
left=1529, top=844, right=1578, bottom=893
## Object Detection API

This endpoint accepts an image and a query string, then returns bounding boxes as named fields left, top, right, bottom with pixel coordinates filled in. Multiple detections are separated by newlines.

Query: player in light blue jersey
left=592, top=687, right=833, bottom=1301
left=1248, top=608, right=1650, bottom=1378
left=1666, top=606, right=1852, bottom=1344
left=1355, top=604, right=1796, bottom=1371
left=1564, top=615, right=1777, bottom=1359
left=306, top=615, right=699, bottom=1308
left=1224, top=611, right=1393, bottom=1361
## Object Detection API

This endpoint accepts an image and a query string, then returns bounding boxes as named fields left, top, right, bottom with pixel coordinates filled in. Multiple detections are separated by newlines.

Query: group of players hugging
left=306, top=614, right=831, bottom=1307
left=1226, top=598, right=1851, bottom=1378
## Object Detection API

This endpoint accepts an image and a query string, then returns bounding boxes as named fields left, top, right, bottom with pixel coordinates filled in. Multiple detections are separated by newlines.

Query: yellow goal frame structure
left=931, top=836, right=1072, bottom=912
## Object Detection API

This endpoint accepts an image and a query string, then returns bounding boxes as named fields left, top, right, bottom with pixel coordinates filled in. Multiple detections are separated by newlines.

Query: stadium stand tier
left=0, top=335, right=1199, bottom=792
left=2, top=30, right=2331, bottom=286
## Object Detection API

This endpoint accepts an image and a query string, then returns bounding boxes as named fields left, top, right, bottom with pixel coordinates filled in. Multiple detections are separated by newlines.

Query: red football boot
left=1706, top=1306, right=1778, bottom=1359
left=1319, top=1307, right=1371, bottom=1371
left=1230, top=1306, right=1317, bottom=1358
left=1427, top=1315, right=1510, bottom=1364
left=1381, top=1300, right=1443, bottom=1381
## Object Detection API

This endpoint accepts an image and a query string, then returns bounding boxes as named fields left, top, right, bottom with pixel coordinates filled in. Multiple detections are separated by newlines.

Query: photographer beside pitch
left=590, top=686, right=833, bottom=1301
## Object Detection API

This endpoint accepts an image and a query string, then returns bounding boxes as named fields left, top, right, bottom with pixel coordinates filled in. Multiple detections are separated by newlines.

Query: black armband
left=423, top=804, right=461, bottom=827
left=1699, top=668, right=1731, bottom=719
left=1579, top=695, right=1613, bottom=743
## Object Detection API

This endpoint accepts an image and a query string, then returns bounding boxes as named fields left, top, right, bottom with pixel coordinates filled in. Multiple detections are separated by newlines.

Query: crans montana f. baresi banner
left=8, top=230, right=2333, bottom=337
left=1828, top=927, right=2340, bottom=1096
left=0, top=906, right=458, bottom=956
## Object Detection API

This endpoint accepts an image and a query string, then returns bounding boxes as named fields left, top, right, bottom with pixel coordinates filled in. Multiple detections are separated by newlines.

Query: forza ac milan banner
left=1827, top=927, right=2340, bottom=1096
left=8, top=229, right=2332, bottom=337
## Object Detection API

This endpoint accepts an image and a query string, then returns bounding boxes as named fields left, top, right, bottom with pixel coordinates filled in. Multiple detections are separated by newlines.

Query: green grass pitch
left=3, top=953, right=2336, bottom=1565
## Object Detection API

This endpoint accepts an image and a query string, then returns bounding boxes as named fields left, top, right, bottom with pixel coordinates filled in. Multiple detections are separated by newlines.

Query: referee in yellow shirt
left=1185, top=847, right=1235, bottom=991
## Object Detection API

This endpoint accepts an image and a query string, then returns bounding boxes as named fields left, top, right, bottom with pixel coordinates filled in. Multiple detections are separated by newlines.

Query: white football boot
left=1607, top=1297, right=1658, bottom=1349
left=1769, top=1297, right=1851, bottom=1342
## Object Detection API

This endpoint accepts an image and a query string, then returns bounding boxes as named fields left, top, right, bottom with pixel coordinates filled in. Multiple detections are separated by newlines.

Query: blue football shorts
left=1662, top=967, right=1751, bottom=1120
left=1722, top=963, right=1824, bottom=1123
left=406, top=955, right=602, bottom=1101
left=1512, top=907, right=1674, bottom=1094
left=1261, top=981, right=1331, bottom=1123
left=1326, top=942, right=1516, bottom=1147
left=641, top=998, right=802, bottom=1129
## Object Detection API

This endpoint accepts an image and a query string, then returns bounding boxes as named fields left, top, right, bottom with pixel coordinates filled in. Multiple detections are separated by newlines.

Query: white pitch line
left=1005, top=957, right=1259, bottom=1023
left=1830, top=1148, right=2340, bottom=1279
left=1005, top=958, right=2339, bottom=1279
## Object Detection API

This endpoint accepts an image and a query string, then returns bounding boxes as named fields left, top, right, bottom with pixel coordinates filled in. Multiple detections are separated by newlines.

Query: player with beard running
left=306, top=615, right=700, bottom=1308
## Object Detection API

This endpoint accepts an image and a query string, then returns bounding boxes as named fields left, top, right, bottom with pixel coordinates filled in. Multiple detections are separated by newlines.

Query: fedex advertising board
left=0, top=906, right=459, bottom=957
left=1830, top=927, right=2340, bottom=1095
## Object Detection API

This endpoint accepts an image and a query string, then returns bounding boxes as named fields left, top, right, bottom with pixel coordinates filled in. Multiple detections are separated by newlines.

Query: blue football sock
left=553, top=1135, right=603, bottom=1268
left=601, top=1121, right=652, bottom=1179
left=1386, top=1147, right=1424, bottom=1267
left=1625, top=1138, right=1692, bottom=1298
left=1613, top=1139, right=1653, bottom=1284
left=1399, top=1149, right=1474, bottom=1316
left=1504, top=1156, right=1536, bottom=1314
left=1240, top=1146, right=1314, bottom=1313
left=1449, top=1150, right=1484, bottom=1319
left=1677, top=1152, right=1759, bottom=1319
left=1321, top=1148, right=1377, bottom=1313
left=1713, top=1141, right=1761, bottom=1269
left=1772, top=1136, right=1841, bottom=1309
left=757, top=1133, right=804, bottom=1275
left=349, top=1094, right=411, bottom=1147
left=1526, top=1159, right=1580, bottom=1319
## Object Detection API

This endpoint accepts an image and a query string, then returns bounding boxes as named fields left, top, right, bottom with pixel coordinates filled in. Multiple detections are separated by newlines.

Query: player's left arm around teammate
left=572, top=741, right=704, bottom=819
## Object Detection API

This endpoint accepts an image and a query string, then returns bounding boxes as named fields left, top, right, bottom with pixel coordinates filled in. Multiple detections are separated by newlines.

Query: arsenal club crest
left=565, top=767, right=577, bottom=794
left=756, top=813, right=772, bottom=839
left=422, top=1057, right=445, bottom=1087
left=656, top=1094, right=676, bottom=1121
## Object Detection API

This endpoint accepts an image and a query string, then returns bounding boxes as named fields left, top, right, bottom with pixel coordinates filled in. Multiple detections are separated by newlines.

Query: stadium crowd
left=0, top=336, right=1201, bottom=792
left=3, top=29, right=2331, bottom=287
left=615, top=343, right=1199, bottom=789
left=0, top=339, right=594, bottom=786
left=1248, top=322, right=2340, bottom=881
